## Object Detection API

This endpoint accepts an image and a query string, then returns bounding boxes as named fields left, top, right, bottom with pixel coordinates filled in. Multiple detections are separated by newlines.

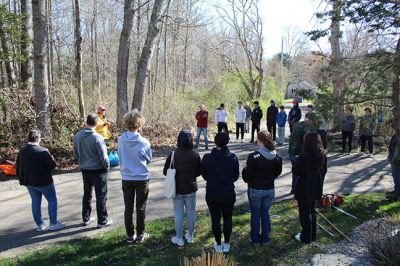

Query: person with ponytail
left=242, top=130, right=282, bottom=245
left=293, top=132, right=327, bottom=244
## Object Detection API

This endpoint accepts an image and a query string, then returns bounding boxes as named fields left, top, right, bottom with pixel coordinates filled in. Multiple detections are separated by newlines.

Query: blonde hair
left=123, top=109, right=145, bottom=131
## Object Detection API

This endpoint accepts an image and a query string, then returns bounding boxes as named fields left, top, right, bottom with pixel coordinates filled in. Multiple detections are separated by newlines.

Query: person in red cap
left=96, top=106, right=111, bottom=140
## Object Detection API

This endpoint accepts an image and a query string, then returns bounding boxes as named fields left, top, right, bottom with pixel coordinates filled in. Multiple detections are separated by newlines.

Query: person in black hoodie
left=266, top=100, right=279, bottom=141
left=293, top=132, right=327, bottom=244
left=201, top=132, right=239, bottom=253
left=250, top=101, right=263, bottom=143
left=288, top=101, right=302, bottom=134
left=163, top=130, right=201, bottom=247
left=242, top=130, right=282, bottom=245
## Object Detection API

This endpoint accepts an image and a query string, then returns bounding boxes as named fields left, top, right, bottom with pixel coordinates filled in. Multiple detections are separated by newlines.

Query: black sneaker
left=97, top=219, right=113, bottom=229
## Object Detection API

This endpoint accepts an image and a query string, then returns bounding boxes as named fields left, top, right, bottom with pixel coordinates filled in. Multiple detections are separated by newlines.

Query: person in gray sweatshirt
left=73, top=113, right=112, bottom=229
left=341, top=107, right=356, bottom=153
left=118, top=110, right=152, bottom=244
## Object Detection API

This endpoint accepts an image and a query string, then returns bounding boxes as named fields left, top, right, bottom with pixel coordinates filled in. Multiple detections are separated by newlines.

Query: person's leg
left=368, top=135, right=373, bottom=154
left=206, top=198, right=222, bottom=245
left=203, top=128, right=209, bottom=148
left=342, top=130, right=347, bottom=152
left=184, top=192, right=197, bottom=238
left=310, top=201, right=317, bottom=242
left=256, top=123, right=260, bottom=134
left=217, top=123, right=222, bottom=133
left=251, top=123, right=255, bottom=142
left=391, top=163, right=400, bottom=194
left=135, top=181, right=149, bottom=236
left=267, top=123, right=272, bottom=136
left=173, top=194, right=185, bottom=239
left=27, top=186, right=43, bottom=226
left=240, top=123, right=245, bottom=139
left=298, top=201, right=312, bottom=243
left=348, top=132, right=353, bottom=153
left=272, top=123, right=276, bottom=141
left=82, top=173, right=93, bottom=223
left=122, top=180, right=135, bottom=237
left=224, top=123, right=229, bottom=134
left=195, top=127, right=201, bottom=148
left=248, top=188, right=262, bottom=244
left=236, top=123, right=239, bottom=140
left=289, top=122, right=293, bottom=133
left=93, top=172, right=108, bottom=225
left=360, top=135, right=366, bottom=152
left=261, top=189, right=275, bottom=244
left=221, top=200, right=234, bottom=244
left=245, top=118, right=249, bottom=133
left=40, top=183, right=58, bottom=225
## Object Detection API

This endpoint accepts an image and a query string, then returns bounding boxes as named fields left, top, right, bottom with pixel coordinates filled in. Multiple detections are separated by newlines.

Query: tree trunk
left=116, top=0, right=135, bottom=126
left=46, top=0, right=54, bottom=87
left=393, top=37, right=400, bottom=135
left=0, top=13, right=16, bottom=88
left=20, top=0, right=33, bottom=91
left=132, top=0, right=165, bottom=112
left=74, top=0, right=85, bottom=123
left=32, top=0, right=51, bottom=136
left=330, top=0, right=344, bottom=129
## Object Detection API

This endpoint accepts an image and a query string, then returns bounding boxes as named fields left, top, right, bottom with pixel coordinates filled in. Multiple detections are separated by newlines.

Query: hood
left=120, top=131, right=141, bottom=147
left=211, top=147, right=231, bottom=158
left=257, top=147, right=277, bottom=160
left=177, top=130, right=193, bottom=149
left=82, top=128, right=96, bottom=137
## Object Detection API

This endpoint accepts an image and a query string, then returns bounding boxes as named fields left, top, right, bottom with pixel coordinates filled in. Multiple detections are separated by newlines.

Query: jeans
left=206, top=197, right=235, bottom=245
left=217, top=122, right=229, bottom=134
left=278, top=126, right=285, bottom=144
left=298, top=200, right=316, bottom=243
left=195, top=127, right=208, bottom=148
left=248, top=188, right=275, bottom=244
left=342, top=130, right=353, bottom=153
left=289, top=153, right=299, bottom=190
left=245, top=117, right=250, bottom=133
left=122, top=180, right=149, bottom=237
left=173, top=192, right=196, bottom=239
left=391, top=162, right=400, bottom=194
left=267, top=122, right=277, bottom=141
left=360, top=135, right=373, bottom=154
left=236, top=123, right=245, bottom=140
left=82, top=171, right=108, bottom=225
left=27, top=183, right=58, bottom=226
left=251, top=122, right=260, bottom=142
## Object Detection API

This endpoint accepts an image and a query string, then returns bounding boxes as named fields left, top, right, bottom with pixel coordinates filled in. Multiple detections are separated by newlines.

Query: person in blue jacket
left=276, top=106, right=287, bottom=146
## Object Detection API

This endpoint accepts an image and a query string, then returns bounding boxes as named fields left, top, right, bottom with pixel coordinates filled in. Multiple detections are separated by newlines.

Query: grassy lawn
left=1, top=193, right=399, bottom=266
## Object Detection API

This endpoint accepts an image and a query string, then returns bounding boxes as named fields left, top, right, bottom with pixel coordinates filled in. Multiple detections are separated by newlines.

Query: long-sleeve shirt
left=235, top=107, right=246, bottom=123
left=215, top=109, right=227, bottom=123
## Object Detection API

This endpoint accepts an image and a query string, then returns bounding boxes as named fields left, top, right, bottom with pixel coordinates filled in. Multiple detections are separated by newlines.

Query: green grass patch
left=0, top=193, right=397, bottom=266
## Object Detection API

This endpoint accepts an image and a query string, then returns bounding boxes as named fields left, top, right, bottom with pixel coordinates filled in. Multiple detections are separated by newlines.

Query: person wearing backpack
left=201, top=132, right=239, bottom=253
left=388, top=118, right=400, bottom=200
left=293, top=132, right=327, bottom=244
left=242, top=130, right=282, bottom=246
left=163, top=130, right=201, bottom=247
left=118, top=110, right=152, bottom=244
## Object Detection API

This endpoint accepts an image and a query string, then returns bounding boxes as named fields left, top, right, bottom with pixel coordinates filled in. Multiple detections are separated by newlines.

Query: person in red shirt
left=195, top=104, right=209, bottom=149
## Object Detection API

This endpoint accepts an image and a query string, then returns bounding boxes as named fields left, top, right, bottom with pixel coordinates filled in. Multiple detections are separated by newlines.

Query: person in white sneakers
left=215, top=103, right=229, bottom=134
left=235, top=101, right=247, bottom=142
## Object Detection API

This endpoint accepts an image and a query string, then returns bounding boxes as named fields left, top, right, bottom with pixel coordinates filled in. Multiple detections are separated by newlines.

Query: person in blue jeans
left=16, top=129, right=66, bottom=231
left=195, top=104, right=209, bottom=149
left=242, top=130, right=282, bottom=245
left=163, top=130, right=201, bottom=247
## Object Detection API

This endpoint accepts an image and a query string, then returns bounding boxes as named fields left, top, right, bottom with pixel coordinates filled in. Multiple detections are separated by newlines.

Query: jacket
left=163, top=130, right=201, bottom=194
left=118, top=131, right=152, bottom=181
left=267, top=106, right=279, bottom=124
left=276, top=111, right=287, bottom=127
left=251, top=106, right=263, bottom=124
left=293, top=152, right=327, bottom=202
left=235, top=107, right=247, bottom=123
left=359, top=115, right=376, bottom=136
left=201, top=148, right=239, bottom=201
left=16, top=143, right=56, bottom=187
left=215, top=109, right=227, bottom=123
left=73, top=128, right=109, bottom=171
left=245, top=106, right=252, bottom=118
left=288, top=121, right=317, bottom=156
left=341, top=114, right=356, bottom=132
left=96, top=114, right=111, bottom=140
left=196, top=110, right=209, bottom=128
left=388, top=134, right=399, bottom=164
left=242, top=148, right=282, bottom=190
left=288, top=106, right=302, bottom=123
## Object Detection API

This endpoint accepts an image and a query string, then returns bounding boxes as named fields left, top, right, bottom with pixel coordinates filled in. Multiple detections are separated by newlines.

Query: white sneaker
left=213, top=243, right=223, bottom=253
left=49, top=222, right=66, bottom=231
left=185, top=233, right=194, bottom=244
left=295, top=233, right=301, bottom=242
left=36, top=223, right=48, bottom=232
left=135, top=232, right=149, bottom=243
left=97, top=219, right=114, bottom=229
left=171, top=236, right=184, bottom=247
left=223, top=243, right=230, bottom=253
left=83, top=217, right=96, bottom=226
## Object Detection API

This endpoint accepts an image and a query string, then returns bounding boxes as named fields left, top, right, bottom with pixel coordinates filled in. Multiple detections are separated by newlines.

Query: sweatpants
left=298, top=200, right=316, bottom=243
left=206, top=197, right=235, bottom=245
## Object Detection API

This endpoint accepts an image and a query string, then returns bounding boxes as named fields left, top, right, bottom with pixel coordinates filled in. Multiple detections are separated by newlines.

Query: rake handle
left=316, top=209, right=352, bottom=242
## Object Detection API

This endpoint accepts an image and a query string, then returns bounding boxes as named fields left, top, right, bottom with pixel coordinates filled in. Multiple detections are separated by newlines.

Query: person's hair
left=279, top=105, right=285, bottom=109
left=364, top=107, right=372, bottom=113
left=257, top=130, right=275, bottom=150
left=123, top=109, right=145, bottom=131
left=302, top=132, right=325, bottom=174
left=28, top=129, right=41, bottom=142
left=253, top=101, right=259, bottom=105
left=238, top=101, right=242, bottom=104
left=220, top=103, right=225, bottom=108
left=307, top=104, right=313, bottom=110
left=177, top=129, right=193, bottom=149
left=86, top=113, right=99, bottom=126
left=346, top=106, right=353, bottom=112
left=214, top=132, right=229, bottom=147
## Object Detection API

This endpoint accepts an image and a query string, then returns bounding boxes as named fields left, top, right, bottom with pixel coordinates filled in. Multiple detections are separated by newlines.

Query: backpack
left=108, top=150, right=119, bottom=167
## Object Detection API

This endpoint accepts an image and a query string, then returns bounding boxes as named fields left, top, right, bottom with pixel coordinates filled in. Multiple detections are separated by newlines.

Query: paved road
left=0, top=133, right=393, bottom=258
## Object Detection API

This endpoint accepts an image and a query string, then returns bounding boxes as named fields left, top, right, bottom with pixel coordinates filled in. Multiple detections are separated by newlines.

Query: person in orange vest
left=96, top=105, right=111, bottom=140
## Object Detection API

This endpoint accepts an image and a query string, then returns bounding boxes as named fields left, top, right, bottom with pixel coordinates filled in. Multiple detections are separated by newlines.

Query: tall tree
left=116, top=0, right=135, bottom=126
left=20, top=0, right=33, bottom=91
left=0, top=5, right=17, bottom=88
left=32, top=0, right=51, bottom=136
left=132, top=0, right=166, bottom=112
left=74, top=0, right=85, bottom=122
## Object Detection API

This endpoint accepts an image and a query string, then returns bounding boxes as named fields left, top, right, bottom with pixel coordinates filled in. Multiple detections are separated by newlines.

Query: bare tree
left=20, top=0, right=33, bottom=91
left=74, top=0, right=85, bottom=122
left=0, top=5, right=16, bottom=88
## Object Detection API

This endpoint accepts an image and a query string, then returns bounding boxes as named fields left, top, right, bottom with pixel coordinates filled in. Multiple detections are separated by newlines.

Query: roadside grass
left=0, top=193, right=398, bottom=266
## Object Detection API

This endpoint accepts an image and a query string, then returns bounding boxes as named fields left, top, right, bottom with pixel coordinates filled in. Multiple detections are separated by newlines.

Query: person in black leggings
left=201, top=132, right=239, bottom=253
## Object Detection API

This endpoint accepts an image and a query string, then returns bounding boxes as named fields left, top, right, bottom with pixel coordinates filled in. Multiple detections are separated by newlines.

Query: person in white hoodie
left=118, top=110, right=152, bottom=244
left=235, top=101, right=247, bottom=141
left=215, top=103, right=229, bottom=134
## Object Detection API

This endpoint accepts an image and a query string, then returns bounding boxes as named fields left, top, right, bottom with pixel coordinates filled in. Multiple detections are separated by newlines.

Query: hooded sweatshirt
left=341, top=114, right=356, bottom=132
left=73, top=128, right=109, bottom=171
left=242, top=147, right=282, bottom=189
left=235, top=107, right=247, bottom=123
left=118, top=131, right=152, bottom=181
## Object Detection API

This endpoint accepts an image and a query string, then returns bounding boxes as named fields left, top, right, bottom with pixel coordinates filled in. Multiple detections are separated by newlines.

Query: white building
left=286, top=81, right=317, bottom=99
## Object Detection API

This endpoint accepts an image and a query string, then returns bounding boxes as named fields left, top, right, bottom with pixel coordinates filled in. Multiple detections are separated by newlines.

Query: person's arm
left=144, top=143, right=153, bottom=164
left=163, top=153, right=172, bottom=176
left=16, top=152, right=22, bottom=184
left=295, top=108, right=302, bottom=122
left=370, top=117, right=376, bottom=132
left=195, top=112, right=200, bottom=121
left=293, top=155, right=305, bottom=177
left=274, top=156, right=283, bottom=178
left=73, top=136, right=79, bottom=161
left=43, top=149, right=57, bottom=172
left=204, top=111, right=209, bottom=119
left=232, top=155, right=239, bottom=182
left=195, top=153, right=201, bottom=177
left=96, top=137, right=110, bottom=170
left=241, top=154, right=254, bottom=183
left=200, top=156, right=208, bottom=181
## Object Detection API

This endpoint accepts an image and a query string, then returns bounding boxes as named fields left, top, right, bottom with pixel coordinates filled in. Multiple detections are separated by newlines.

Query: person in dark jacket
left=16, top=129, right=66, bottom=232
left=163, top=130, right=201, bottom=247
left=293, top=132, right=327, bottom=244
left=195, top=104, right=209, bottom=149
left=266, top=100, right=279, bottom=141
left=288, top=101, right=302, bottom=133
left=341, top=107, right=356, bottom=153
left=387, top=118, right=400, bottom=200
left=242, top=130, right=282, bottom=245
left=201, top=132, right=239, bottom=253
left=244, top=102, right=252, bottom=133
left=250, top=101, right=263, bottom=143
left=359, top=107, right=376, bottom=156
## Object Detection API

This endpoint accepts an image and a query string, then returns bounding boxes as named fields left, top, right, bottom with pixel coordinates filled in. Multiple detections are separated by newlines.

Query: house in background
left=286, top=80, right=317, bottom=99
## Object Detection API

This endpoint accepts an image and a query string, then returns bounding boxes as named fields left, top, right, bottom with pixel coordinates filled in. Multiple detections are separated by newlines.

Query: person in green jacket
left=359, top=107, right=376, bottom=156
